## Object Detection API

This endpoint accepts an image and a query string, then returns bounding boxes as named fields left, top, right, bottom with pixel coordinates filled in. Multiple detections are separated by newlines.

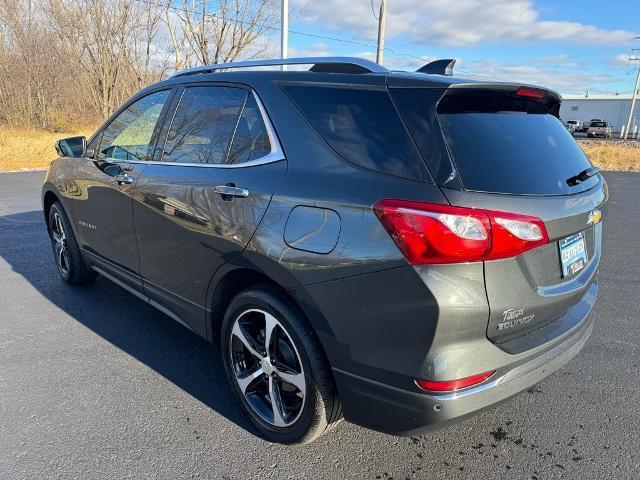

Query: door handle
left=115, top=173, right=134, bottom=185
left=213, top=185, right=250, bottom=198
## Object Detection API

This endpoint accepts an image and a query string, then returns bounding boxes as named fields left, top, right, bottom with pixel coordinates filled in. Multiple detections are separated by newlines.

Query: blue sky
left=283, top=0, right=639, bottom=95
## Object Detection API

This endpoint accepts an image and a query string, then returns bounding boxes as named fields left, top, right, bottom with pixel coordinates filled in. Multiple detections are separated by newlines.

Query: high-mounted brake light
left=373, top=200, right=548, bottom=264
left=416, top=370, right=496, bottom=393
left=515, top=87, right=546, bottom=99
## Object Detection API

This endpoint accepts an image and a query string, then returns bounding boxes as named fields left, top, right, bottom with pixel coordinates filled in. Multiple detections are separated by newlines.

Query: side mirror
left=55, top=136, right=86, bottom=158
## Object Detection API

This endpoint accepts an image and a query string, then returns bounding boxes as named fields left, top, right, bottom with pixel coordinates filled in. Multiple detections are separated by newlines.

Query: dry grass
left=0, top=125, right=95, bottom=172
left=1, top=125, right=639, bottom=173
left=577, top=140, right=640, bottom=171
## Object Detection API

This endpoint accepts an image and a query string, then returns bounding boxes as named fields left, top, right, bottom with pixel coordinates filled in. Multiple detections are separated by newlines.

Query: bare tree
left=45, top=0, right=144, bottom=117
left=127, top=0, right=167, bottom=88
left=0, top=0, right=64, bottom=128
left=173, top=0, right=277, bottom=66
left=0, top=0, right=279, bottom=130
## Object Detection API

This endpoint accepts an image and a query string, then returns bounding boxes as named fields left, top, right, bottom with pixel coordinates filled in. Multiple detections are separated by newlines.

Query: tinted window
left=591, top=121, right=606, bottom=127
left=162, top=86, right=247, bottom=164
left=283, top=85, right=428, bottom=180
left=439, top=113, right=597, bottom=195
left=98, top=90, right=170, bottom=162
left=227, top=94, right=272, bottom=164
left=390, top=87, right=453, bottom=185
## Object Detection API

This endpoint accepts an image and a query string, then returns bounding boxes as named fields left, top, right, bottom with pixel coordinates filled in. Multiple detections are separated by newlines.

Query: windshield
left=591, top=122, right=606, bottom=127
left=439, top=112, right=598, bottom=195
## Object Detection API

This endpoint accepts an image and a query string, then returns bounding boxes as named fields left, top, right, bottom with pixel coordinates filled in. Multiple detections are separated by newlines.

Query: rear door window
left=283, top=84, right=429, bottom=181
left=227, top=94, right=272, bottom=164
left=161, top=86, right=247, bottom=165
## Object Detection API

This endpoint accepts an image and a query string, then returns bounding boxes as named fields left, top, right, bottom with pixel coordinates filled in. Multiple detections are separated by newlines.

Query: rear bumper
left=333, top=294, right=595, bottom=436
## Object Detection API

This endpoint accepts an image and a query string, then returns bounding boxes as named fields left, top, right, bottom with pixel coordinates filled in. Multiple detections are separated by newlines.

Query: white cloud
left=606, top=53, right=631, bottom=67
left=459, top=58, right=619, bottom=93
left=290, top=0, right=638, bottom=47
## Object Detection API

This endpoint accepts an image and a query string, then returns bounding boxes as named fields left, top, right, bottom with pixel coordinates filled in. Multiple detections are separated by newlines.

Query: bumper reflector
left=416, top=370, right=496, bottom=393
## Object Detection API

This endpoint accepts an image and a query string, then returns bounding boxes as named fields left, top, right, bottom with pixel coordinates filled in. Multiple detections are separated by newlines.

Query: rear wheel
left=220, top=285, right=342, bottom=444
left=47, top=202, right=96, bottom=284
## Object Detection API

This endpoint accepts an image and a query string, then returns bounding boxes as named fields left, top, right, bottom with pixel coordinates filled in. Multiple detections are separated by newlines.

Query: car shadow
left=0, top=209, right=255, bottom=435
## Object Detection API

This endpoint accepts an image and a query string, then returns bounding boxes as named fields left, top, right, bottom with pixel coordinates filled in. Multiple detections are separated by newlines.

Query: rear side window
left=283, top=85, right=429, bottom=181
left=162, top=86, right=247, bottom=165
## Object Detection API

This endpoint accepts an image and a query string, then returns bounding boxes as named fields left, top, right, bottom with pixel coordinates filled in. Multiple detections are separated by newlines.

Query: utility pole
left=281, top=0, right=288, bottom=70
left=624, top=46, right=640, bottom=139
left=376, top=0, right=387, bottom=65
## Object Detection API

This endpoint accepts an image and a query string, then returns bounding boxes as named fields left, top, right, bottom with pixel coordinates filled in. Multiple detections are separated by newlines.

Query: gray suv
left=42, top=57, right=606, bottom=444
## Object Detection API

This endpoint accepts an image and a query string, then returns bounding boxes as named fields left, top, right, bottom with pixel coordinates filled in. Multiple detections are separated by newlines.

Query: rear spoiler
left=441, top=82, right=562, bottom=117
left=447, top=82, right=562, bottom=101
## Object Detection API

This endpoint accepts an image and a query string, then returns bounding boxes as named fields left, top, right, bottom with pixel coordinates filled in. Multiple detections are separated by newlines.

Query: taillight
left=373, top=200, right=548, bottom=264
left=489, top=212, right=547, bottom=260
left=416, top=370, right=495, bottom=393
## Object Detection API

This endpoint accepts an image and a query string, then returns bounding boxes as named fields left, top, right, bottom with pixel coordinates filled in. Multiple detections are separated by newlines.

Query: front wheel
left=220, top=285, right=342, bottom=444
left=47, top=202, right=96, bottom=284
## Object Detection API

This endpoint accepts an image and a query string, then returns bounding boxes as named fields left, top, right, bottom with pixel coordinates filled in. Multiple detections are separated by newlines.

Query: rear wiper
left=566, top=167, right=601, bottom=186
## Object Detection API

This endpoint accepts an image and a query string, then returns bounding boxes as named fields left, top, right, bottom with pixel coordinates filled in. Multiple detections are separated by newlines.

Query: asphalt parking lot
left=1, top=170, right=639, bottom=479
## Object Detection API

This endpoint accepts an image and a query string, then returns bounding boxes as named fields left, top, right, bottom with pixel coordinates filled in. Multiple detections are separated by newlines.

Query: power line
left=134, top=0, right=431, bottom=64
left=289, top=0, right=314, bottom=20
left=370, top=0, right=379, bottom=21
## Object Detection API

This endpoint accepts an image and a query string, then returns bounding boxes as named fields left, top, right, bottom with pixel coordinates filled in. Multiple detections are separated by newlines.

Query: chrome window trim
left=142, top=88, right=285, bottom=169
left=110, top=153, right=286, bottom=169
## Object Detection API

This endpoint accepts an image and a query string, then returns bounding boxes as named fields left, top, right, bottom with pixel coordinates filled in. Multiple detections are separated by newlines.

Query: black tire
left=220, top=284, right=342, bottom=444
left=47, top=201, right=96, bottom=285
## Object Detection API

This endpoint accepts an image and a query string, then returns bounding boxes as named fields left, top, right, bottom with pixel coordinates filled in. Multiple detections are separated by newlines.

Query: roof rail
left=416, top=59, right=456, bottom=76
left=171, top=57, right=389, bottom=78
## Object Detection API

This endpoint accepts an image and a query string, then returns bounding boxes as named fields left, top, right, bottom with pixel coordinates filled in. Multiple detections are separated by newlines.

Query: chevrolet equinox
left=42, top=57, right=606, bottom=444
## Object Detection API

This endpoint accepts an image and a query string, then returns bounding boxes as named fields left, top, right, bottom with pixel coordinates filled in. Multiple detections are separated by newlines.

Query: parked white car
left=564, top=120, right=584, bottom=134
left=587, top=121, right=612, bottom=138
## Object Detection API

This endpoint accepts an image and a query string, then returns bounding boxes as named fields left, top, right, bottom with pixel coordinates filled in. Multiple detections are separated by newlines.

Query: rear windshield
left=439, top=112, right=597, bottom=195
left=429, top=89, right=598, bottom=195
left=590, top=121, right=606, bottom=127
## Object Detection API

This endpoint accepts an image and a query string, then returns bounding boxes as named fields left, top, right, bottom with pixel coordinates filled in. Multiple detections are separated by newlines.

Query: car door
left=71, top=89, right=173, bottom=291
left=133, top=84, right=286, bottom=336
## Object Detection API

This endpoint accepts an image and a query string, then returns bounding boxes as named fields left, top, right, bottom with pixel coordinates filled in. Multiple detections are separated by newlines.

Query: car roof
left=133, top=57, right=561, bottom=101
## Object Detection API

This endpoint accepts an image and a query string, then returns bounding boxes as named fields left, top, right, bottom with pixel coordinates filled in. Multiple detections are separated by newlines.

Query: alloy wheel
left=51, top=212, right=70, bottom=276
left=229, top=309, right=306, bottom=427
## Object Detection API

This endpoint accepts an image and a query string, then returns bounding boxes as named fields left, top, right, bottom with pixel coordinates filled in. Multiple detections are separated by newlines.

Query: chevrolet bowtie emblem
left=588, top=209, right=602, bottom=225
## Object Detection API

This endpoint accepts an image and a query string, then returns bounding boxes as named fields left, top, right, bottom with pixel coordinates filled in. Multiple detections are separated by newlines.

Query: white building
left=560, top=94, right=639, bottom=133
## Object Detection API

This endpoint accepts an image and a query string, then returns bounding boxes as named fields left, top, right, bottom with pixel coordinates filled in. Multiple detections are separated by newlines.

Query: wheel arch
left=42, top=188, right=61, bottom=229
left=207, top=264, right=339, bottom=372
